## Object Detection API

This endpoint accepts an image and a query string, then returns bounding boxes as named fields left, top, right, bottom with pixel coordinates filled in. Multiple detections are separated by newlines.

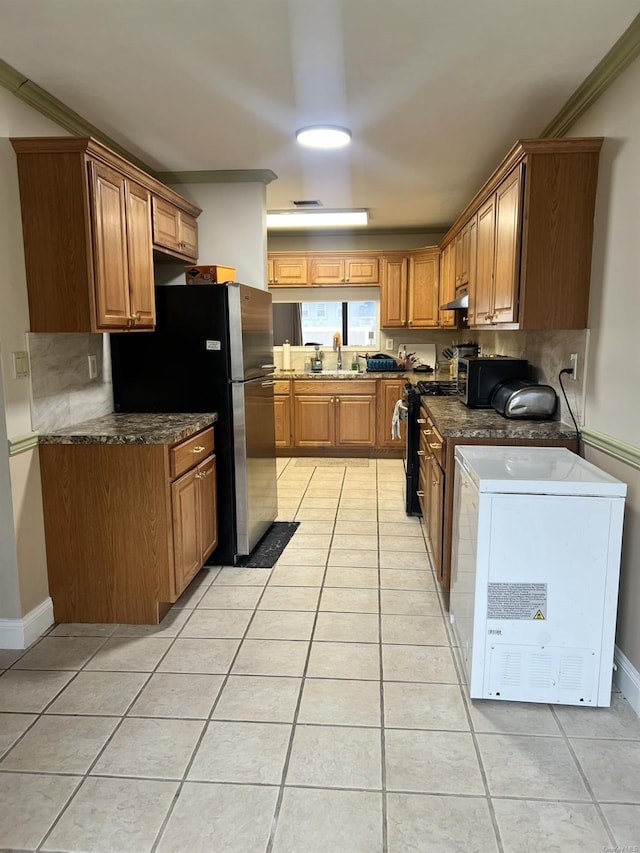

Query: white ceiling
left=0, top=0, right=638, bottom=231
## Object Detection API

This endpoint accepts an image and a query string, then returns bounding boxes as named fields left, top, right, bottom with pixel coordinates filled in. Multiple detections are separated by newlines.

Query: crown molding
left=8, top=432, right=39, bottom=457
left=156, top=169, right=278, bottom=185
left=541, top=12, right=640, bottom=138
left=581, top=427, right=640, bottom=472
left=0, top=57, right=26, bottom=92
left=267, top=226, right=447, bottom=238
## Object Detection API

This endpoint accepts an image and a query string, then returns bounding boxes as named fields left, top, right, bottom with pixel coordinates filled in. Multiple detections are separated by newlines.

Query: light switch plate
left=11, top=351, right=29, bottom=379
left=88, top=355, right=98, bottom=379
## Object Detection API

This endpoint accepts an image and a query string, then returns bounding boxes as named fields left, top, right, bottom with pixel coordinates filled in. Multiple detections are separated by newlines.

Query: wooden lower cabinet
left=292, top=380, right=376, bottom=449
left=377, top=379, right=407, bottom=449
left=39, top=426, right=217, bottom=624
left=274, top=380, right=293, bottom=448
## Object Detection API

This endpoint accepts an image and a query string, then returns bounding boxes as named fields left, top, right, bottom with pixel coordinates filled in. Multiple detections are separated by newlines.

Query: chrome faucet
left=333, top=332, right=342, bottom=370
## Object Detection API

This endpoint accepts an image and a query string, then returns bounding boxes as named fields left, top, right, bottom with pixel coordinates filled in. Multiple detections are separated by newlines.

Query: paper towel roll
left=282, top=340, right=291, bottom=370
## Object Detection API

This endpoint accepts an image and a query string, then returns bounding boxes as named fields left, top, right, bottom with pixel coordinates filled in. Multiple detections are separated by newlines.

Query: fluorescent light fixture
left=296, top=125, right=352, bottom=149
left=267, top=209, right=368, bottom=228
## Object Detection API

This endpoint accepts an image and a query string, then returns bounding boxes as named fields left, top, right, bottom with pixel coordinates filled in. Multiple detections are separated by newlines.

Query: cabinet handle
left=429, top=442, right=442, bottom=450
left=417, top=450, right=426, bottom=456
left=416, top=490, right=425, bottom=497
left=422, top=428, right=432, bottom=436
left=192, top=445, right=205, bottom=454
left=345, top=277, right=349, bottom=282
left=129, top=312, right=141, bottom=324
left=417, top=418, right=426, bottom=424
left=200, top=469, right=209, bottom=478
left=433, top=479, right=439, bottom=487
left=274, top=277, right=278, bottom=282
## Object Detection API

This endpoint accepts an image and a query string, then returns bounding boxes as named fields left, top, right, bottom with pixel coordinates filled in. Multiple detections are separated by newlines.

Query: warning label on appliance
left=487, top=583, right=547, bottom=620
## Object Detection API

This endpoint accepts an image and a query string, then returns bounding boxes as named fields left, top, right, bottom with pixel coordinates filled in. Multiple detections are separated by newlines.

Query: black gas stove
left=415, top=380, right=459, bottom=397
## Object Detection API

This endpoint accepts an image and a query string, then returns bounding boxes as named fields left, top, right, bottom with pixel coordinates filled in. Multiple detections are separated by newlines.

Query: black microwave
left=457, top=356, right=529, bottom=408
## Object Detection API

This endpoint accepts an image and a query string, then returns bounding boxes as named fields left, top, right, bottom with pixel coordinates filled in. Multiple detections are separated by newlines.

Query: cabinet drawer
left=274, top=380, right=291, bottom=394
left=170, top=428, right=215, bottom=478
left=294, top=380, right=376, bottom=395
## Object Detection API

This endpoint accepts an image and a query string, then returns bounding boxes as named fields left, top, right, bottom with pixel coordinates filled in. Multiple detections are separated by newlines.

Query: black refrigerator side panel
left=110, top=285, right=236, bottom=564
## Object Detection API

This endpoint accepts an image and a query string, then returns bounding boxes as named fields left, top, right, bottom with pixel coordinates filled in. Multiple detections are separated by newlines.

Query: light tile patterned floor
left=0, top=457, right=639, bottom=852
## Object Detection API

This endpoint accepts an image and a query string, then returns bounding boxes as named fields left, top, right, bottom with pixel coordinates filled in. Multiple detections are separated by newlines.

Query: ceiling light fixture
left=266, top=209, right=368, bottom=228
left=295, top=125, right=352, bottom=149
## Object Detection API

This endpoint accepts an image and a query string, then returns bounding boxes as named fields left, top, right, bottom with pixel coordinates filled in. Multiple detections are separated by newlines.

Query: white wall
left=568, top=55, right=640, bottom=681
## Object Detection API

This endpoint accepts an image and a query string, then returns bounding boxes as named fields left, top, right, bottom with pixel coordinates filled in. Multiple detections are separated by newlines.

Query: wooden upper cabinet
left=11, top=136, right=200, bottom=333
left=438, top=242, right=456, bottom=328
left=492, top=166, right=522, bottom=324
left=271, top=256, right=309, bottom=286
left=310, top=255, right=380, bottom=285
left=344, top=256, right=379, bottom=284
left=381, top=256, right=408, bottom=328
left=474, top=195, right=497, bottom=325
left=408, top=250, right=440, bottom=328
left=151, top=198, right=199, bottom=262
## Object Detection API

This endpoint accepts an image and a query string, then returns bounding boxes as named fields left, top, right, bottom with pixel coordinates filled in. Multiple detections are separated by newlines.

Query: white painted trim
left=0, top=598, right=53, bottom=650
left=614, top=644, right=640, bottom=718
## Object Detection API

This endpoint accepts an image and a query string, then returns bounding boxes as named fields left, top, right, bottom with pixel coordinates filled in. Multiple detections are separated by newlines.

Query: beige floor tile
left=269, top=565, right=326, bottom=586
left=298, top=678, right=381, bottom=726
left=197, top=585, right=264, bottom=609
left=12, top=636, right=106, bottom=670
left=286, top=533, right=333, bottom=550
left=295, top=507, right=338, bottom=521
left=42, top=776, right=178, bottom=853
left=0, top=712, right=36, bottom=756
left=333, top=520, right=378, bottom=536
left=385, top=729, right=484, bottom=794
left=155, top=782, right=278, bottom=853
left=380, top=551, right=431, bottom=570
left=382, top=645, right=458, bottom=683
left=469, top=699, right=562, bottom=736
left=328, top=549, right=378, bottom=568
left=555, top=693, right=640, bottom=739
left=493, top=799, right=609, bottom=850
left=179, top=608, right=254, bottom=639
left=379, top=535, right=426, bottom=553
left=85, top=637, right=174, bottom=672
left=286, top=724, right=382, bottom=789
left=0, top=649, right=24, bottom=668
left=275, top=547, right=330, bottom=566
left=0, top=772, right=81, bottom=851
left=339, top=497, right=377, bottom=509
left=307, top=641, right=380, bottom=681
left=1, top=714, right=118, bottom=774
left=295, top=519, right=335, bottom=534
left=272, top=787, right=383, bottom=853
left=213, top=675, right=301, bottom=722
left=258, top=585, right=321, bottom=611
left=171, top=577, right=210, bottom=609
left=320, top=587, right=380, bottom=613
left=570, top=737, right=640, bottom=802
left=331, top=534, right=378, bottom=551
left=314, top=612, right=379, bottom=643
left=601, top=803, right=640, bottom=847
left=112, top=608, right=192, bottom=638
left=128, top=673, right=224, bottom=719
left=379, top=569, right=436, bottom=591
left=378, top=521, right=425, bottom=537
left=381, top=615, right=449, bottom=646
left=156, top=639, right=240, bottom=674
left=277, top=510, right=299, bottom=522
left=50, top=623, right=118, bottom=637
left=92, top=717, right=204, bottom=779
left=298, top=498, right=339, bottom=510
left=380, top=589, right=440, bottom=616
left=212, top=567, right=272, bottom=586
left=188, top=720, right=291, bottom=784
left=336, top=508, right=378, bottom=522
left=384, top=682, right=468, bottom=730
left=387, top=793, right=498, bottom=852
left=246, top=610, right=315, bottom=640
left=46, top=671, right=149, bottom=716
left=478, top=734, right=590, bottom=800
left=324, top=566, right=379, bottom=588
left=0, top=670, right=75, bottom=712
left=232, top=639, right=310, bottom=677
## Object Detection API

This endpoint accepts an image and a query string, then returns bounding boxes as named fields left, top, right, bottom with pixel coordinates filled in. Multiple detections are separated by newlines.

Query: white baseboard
left=0, top=598, right=54, bottom=650
left=614, top=645, right=640, bottom=718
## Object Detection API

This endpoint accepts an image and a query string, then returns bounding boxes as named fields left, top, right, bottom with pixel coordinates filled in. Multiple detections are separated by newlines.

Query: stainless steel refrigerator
left=110, top=282, right=277, bottom=564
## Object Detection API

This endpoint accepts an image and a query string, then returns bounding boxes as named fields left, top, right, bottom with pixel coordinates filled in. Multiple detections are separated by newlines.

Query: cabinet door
left=125, top=180, right=155, bottom=329
left=381, top=257, right=408, bottom=328
left=294, top=395, right=335, bottom=446
left=438, top=243, right=456, bottom=328
left=198, top=455, right=218, bottom=563
left=426, top=454, right=444, bottom=580
left=377, top=380, right=405, bottom=448
left=475, top=196, right=496, bottom=325
left=152, top=197, right=181, bottom=253
left=90, top=162, right=131, bottom=329
left=335, top=395, right=376, bottom=447
left=344, top=257, right=379, bottom=284
left=274, top=395, right=292, bottom=447
left=408, top=252, right=440, bottom=328
left=179, top=212, right=199, bottom=260
left=172, top=468, right=201, bottom=593
left=272, top=257, right=309, bottom=286
left=493, top=166, right=522, bottom=324
left=310, top=257, right=345, bottom=284
left=466, top=215, right=478, bottom=325
left=267, top=259, right=275, bottom=286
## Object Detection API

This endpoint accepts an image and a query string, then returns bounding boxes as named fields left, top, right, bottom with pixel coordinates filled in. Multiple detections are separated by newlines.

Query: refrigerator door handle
left=261, top=364, right=278, bottom=370
left=261, top=380, right=276, bottom=387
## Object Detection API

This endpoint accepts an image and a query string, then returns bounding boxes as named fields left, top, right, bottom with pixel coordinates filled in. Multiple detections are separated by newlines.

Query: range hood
left=440, top=287, right=469, bottom=310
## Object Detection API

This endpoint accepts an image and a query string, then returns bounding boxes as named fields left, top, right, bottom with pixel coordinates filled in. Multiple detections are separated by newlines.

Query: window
left=273, top=301, right=377, bottom=346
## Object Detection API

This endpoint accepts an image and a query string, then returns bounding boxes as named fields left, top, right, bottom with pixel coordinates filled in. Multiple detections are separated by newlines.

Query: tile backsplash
left=27, top=333, right=113, bottom=432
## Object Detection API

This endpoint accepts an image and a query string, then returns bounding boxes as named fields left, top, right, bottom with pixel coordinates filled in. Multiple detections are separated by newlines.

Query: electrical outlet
left=88, top=355, right=98, bottom=379
left=569, top=352, right=578, bottom=381
left=11, top=351, right=29, bottom=379
left=385, top=339, right=394, bottom=351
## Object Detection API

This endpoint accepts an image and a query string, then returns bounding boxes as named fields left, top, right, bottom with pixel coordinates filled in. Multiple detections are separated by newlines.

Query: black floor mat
left=234, top=522, right=300, bottom=568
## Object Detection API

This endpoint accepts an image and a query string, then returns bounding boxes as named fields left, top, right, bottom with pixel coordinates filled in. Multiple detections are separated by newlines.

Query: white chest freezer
left=450, top=445, right=626, bottom=707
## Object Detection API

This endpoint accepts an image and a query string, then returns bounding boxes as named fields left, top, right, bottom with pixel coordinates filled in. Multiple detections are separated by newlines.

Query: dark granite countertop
left=38, top=412, right=218, bottom=445
left=421, top=397, right=577, bottom=440
left=277, top=370, right=451, bottom=381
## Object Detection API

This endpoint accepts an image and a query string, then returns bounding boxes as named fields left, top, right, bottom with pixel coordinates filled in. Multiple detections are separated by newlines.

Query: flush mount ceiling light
left=295, top=125, right=352, bottom=149
left=266, top=209, right=368, bottom=228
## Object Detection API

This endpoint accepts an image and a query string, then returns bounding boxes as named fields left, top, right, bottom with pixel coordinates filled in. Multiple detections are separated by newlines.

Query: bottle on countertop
left=282, top=339, right=291, bottom=370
